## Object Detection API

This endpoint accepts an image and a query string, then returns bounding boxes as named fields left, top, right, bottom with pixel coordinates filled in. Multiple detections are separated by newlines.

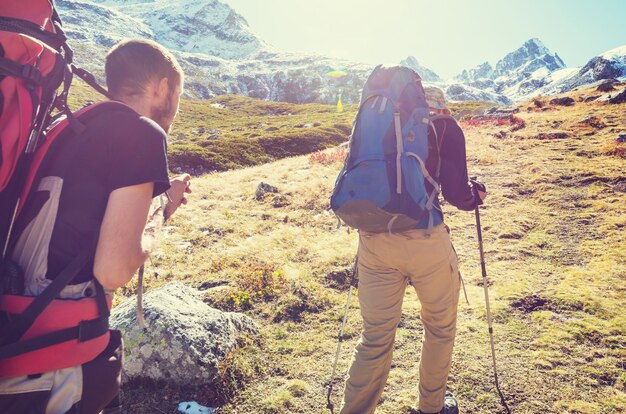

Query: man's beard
left=151, top=91, right=175, bottom=133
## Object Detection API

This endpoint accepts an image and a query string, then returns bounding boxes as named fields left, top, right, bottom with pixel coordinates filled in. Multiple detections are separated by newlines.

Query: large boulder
left=110, top=282, right=259, bottom=386
left=549, top=96, right=576, bottom=106
left=608, top=88, right=626, bottom=104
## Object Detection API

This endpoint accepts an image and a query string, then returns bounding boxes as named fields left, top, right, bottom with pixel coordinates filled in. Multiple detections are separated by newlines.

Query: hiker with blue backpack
left=0, top=7, right=191, bottom=409
left=331, top=66, right=486, bottom=414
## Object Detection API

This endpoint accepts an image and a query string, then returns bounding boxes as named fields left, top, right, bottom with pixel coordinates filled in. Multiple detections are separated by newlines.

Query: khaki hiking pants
left=340, top=224, right=461, bottom=414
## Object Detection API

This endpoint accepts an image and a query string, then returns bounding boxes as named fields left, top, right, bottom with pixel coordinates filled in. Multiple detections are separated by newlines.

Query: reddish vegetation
left=308, top=147, right=348, bottom=165
left=608, top=142, right=626, bottom=158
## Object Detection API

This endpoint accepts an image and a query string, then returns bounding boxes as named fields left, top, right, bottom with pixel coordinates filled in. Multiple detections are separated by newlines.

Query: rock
left=271, top=194, right=290, bottom=208
left=584, top=95, right=601, bottom=102
left=549, top=97, right=576, bottom=106
left=580, top=116, right=606, bottom=129
left=597, top=80, right=616, bottom=92
left=265, top=126, right=279, bottom=132
left=493, top=106, right=520, bottom=114
left=614, top=182, right=626, bottom=193
left=255, top=182, right=279, bottom=200
left=533, top=99, right=544, bottom=108
left=195, top=127, right=206, bottom=134
left=110, top=282, right=258, bottom=387
left=608, top=88, right=626, bottom=104
left=207, top=135, right=219, bottom=140
left=536, top=132, right=569, bottom=140
left=313, top=122, right=321, bottom=127
left=616, top=134, right=626, bottom=143
left=493, top=130, right=507, bottom=139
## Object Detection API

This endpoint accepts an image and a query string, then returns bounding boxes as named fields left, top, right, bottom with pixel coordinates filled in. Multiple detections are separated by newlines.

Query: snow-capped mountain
left=86, top=0, right=272, bottom=59
left=448, top=38, right=567, bottom=103
left=56, top=0, right=626, bottom=105
left=56, top=0, right=377, bottom=103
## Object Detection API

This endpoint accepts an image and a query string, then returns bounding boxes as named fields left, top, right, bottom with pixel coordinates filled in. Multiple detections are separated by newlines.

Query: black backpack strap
left=72, top=65, right=111, bottom=99
left=0, top=313, right=108, bottom=360
left=0, top=16, right=67, bottom=51
left=0, top=57, right=44, bottom=86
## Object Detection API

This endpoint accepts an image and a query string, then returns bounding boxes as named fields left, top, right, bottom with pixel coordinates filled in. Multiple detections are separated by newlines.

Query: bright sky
left=223, top=0, right=626, bottom=79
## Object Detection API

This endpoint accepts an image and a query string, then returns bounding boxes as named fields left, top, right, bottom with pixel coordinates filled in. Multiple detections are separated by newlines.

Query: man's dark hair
left=105, top=39, right=184, bottom=98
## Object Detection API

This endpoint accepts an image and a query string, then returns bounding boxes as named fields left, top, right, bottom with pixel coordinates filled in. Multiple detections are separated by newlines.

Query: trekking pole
left=326, top=256, right=358, bottom=414
left=474, top=203, right=512, bottom=414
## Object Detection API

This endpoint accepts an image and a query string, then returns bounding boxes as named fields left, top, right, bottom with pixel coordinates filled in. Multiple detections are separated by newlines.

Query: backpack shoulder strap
left=16, top=101, right=135, bottom=218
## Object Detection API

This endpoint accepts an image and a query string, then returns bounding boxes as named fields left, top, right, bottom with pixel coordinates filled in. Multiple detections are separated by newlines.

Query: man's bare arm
left=93, top=182, right=154, bottom=291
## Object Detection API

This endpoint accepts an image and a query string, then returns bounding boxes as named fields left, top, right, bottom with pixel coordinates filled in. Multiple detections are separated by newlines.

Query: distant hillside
left=67, top=81, right=491, bottom=176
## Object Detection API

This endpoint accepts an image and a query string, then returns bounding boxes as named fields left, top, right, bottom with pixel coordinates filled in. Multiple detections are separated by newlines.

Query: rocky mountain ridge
left=56, top=0, right=626, bottom=105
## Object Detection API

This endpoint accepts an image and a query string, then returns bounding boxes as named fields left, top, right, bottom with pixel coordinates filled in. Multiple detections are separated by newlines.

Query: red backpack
left=0, top=0, right=122, bottom=378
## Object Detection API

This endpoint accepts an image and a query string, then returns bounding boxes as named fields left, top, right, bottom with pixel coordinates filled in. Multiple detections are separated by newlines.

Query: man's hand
left=470, top=178, right=487, bottom=203
left=164, top=174, right=192, bottom=220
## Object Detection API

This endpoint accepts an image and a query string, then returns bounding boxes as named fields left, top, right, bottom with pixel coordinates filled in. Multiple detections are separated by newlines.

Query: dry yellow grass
left=121, top=84, right=626, bottom=413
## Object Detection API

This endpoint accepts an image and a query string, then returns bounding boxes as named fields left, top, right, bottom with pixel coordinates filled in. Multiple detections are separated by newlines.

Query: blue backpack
left=330, top=65, right=442, bottom=233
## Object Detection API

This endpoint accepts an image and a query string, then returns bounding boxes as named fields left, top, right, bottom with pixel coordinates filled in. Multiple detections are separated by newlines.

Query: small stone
left=580, top=116, right=606, bottom=129
left=536, top=132, right=568, bottom=140
left=255, top=182, right=279, bottom=200
left=613, top=182, right=626, bottom=193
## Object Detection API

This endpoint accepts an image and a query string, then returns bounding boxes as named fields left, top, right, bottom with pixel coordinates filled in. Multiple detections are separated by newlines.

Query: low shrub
left=273, top=282, right=334, bottom=322
left=308, top=147, right=348, bottom=166
left=215, top=335, right=265, bottom=401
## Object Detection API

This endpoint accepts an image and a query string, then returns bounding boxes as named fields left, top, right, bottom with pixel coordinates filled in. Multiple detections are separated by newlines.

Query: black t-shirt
left=30, top=106, right=170, bottom=284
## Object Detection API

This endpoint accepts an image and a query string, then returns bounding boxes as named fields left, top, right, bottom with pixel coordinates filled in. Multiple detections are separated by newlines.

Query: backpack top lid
left=360, top=65, right=427, bottom=110
left=0, top=0, right=54, bottom=29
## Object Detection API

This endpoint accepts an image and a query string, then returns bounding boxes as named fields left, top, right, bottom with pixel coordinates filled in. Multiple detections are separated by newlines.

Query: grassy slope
left=114, top=85, right=626, bottom=413
left=67, top=81, right=355, bottom=173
